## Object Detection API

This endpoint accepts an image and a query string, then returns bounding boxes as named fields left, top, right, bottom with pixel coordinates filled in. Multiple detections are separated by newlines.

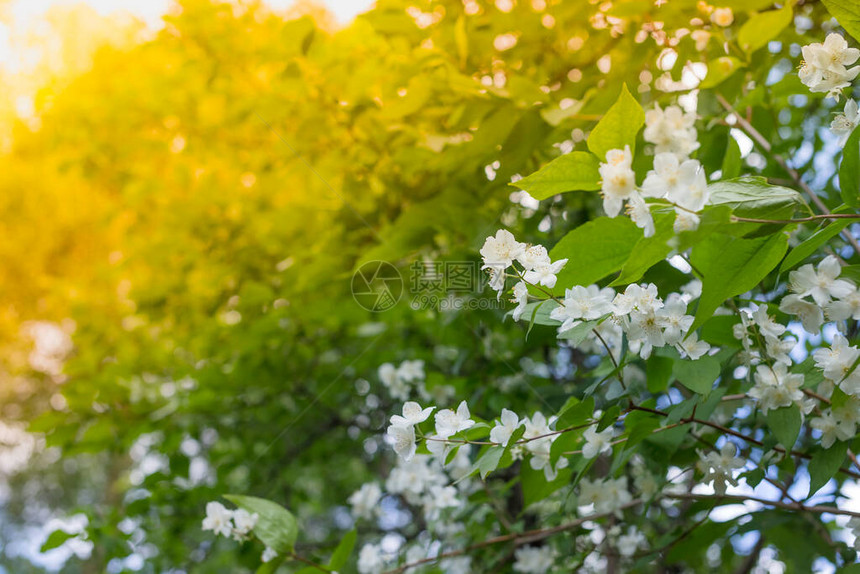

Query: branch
left=663, top=492, right=860, bottom=519
left=716, top=93, right=860, bottom=256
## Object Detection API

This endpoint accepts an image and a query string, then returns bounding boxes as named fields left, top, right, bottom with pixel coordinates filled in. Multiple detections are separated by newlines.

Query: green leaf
left=556, top=396, right=595, bottom=429
left=689, top=232, right=788, bottom=331
left=328, top=530, right=357, bottom=570
left=707, top=176, right=801, bottom=220
left=673, top=356, right=720, bottom=395
left=40, top=529, right=77, bottom=553
left=476, top=446, right=505, bottom=479
left=646, top=355, right=675, bottom=393
left=738, top=5, right=794, bottom=55
left=808, top=444, right=846, bottom=497
left=511, top=151, right=600, bottom=200
left=766, top=404, right=802, bottom=450
left=224, top=494, right=299, bottom=554
left=721, top=136, right=742, bottom=180
left=821, top=0, right=860, bottom=43
left=550, top=217, right=643, bottom=288
left=840, top=126, right=860, bottom=207
left=515, top=300, right=561, bottom=326
left=587, top=83, right=645, bottom=160
left=611, top=213, right=674, bottom=286
left=779, top=219, right=853, bottom=273
left=520, top=460, right=571, bottom=507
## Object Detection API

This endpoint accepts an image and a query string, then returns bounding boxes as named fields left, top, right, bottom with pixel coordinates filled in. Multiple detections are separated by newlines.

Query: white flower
left=657, top=295, right=694, bottom=344
left=779, top=293, right=824, bottom=334
left=435, top=400, right=475, bottom=438
left=668, top=159, right=708, bottom=213
left=550, top=285, right=616, bottom=332
left=261, top=547, right=278, bottom=563
left=578, top=477, right=632, bottom=516
left=789, top=255, right=854, bottom=305
left=390, top=401, right=435, bottom=427
left=582, top=426, right=614, bottom=459
left=511, top=281, right=530, bottom=321
left=486, top=265, right=507, bottom=298
left=627, top=191, right=655, bottom=237
left=513, top=545, right=556, bottom=573
left=810, top=410, right=854, bottom=448
left=517, top=245, right=551, bottom=271
left=751, top=304, right=786, bottom=339
left=849, top=517, right=860, bottom=551
left=422, top=485, right=461, bottom=520
left=826, top=287, right=860, bottom=321
left=800, top=33, right=860, bottom=99
left=599, top=146, right=637, bottom=217
left=231, top=509, right=258, bottom=539
left=617, top=526, right=645, bottom=557
left=348, top=483, right=382, bottom=520
left=748, top=364, right=804, bottom=414
left=202, top=501, right=234, bottom=538
left=522, top=411, right=552, bottom=444
left=813, top=333, right=860, bottom=393
left=677, top=331, right=710, bottom=360
left=397, top=360, right=425, bottom=382
left=613, top=283, right=662, bottom=316
left=644, top=104, right=699, bottom=159
left=358, top=543, right=386, bottom=574
left=523, top=257, right=568, bottom=288
left=697, top=442, right=745, bottom=495
left=387, top=423, right=417, bottom=461
left=490, top=408, right=521, bottom=445
left=641, top=152, right=682, bottom=198
left=831, top=99, right=860, bottom=140
left=480, top=229, right=525, bottom=268
left=528, top=444, right=569, bottom=481
left=379, top=362, right=409, bottom=401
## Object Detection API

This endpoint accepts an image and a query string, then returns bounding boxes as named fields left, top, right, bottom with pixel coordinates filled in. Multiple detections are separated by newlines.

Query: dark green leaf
left=808, top=444, right=846, bottom=497
left=689, top=232, right=788, bottom=331
left=550, top=217, right=643, bottom=288
left=673, top=356, right=720, bottom=396
left=766, top=404, right=802, bottom=450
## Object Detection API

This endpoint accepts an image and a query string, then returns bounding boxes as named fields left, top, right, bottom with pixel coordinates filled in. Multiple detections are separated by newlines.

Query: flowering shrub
left=15, top=0, right=860, bottom=572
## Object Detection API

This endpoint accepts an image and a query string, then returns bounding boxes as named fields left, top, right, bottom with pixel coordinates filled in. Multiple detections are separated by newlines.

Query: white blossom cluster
left=696, top=442, right=746, bottom=495
left=800, top=33, right=860, bottom=100
left=578, top=476, right=633, bottom=516
left=357, top=409, right=476, bottom=573
left=479, top=229, right=568, bottom=302
left=598, top=103, right=707, bottom=236
left=479, top=229, right=711, bottom=361
left=552, top=281, right=710, bottom=361
left=201, top=501, right=258, bottom=540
